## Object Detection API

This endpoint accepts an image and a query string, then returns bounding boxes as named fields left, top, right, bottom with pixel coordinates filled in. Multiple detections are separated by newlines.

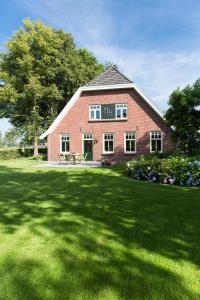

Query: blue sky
left=1, top=0, right=200, bottom=133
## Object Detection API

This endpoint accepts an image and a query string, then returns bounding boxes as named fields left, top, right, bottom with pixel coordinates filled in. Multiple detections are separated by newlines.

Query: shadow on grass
left=0, top=163, right=200, bottom=299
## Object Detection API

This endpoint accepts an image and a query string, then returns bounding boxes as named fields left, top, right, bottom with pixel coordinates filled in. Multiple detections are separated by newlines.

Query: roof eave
left=82, top=83, right=134, bottom=91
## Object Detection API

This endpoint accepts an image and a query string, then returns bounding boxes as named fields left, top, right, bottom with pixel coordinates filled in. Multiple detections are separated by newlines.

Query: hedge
left=127, top=155, right=200, bottom=186
left=0, top=147, right=47, bottom=160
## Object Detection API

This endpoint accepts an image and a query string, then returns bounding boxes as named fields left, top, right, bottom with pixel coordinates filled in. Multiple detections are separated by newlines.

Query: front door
left=83, top=133, right=93, bottom=161
left=84, top=140, right=93, bottom=161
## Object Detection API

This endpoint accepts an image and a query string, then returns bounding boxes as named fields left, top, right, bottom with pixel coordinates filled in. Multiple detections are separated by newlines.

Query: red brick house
left=40, top=65, right=174, bottom=161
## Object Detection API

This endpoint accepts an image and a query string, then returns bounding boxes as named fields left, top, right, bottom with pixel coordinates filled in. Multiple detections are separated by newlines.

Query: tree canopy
left=0, top=19, right=105, bottom=155
left=0, top=130, right=4, bottom=148
left=165, top=79, right=200, bottom=154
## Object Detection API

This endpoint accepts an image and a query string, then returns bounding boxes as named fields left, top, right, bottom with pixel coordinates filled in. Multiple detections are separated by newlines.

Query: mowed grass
left=0, top=159, right=200, bottom=300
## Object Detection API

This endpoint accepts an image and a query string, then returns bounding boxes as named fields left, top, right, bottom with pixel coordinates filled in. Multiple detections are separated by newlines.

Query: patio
left=36, top=161, right=102, bottom=168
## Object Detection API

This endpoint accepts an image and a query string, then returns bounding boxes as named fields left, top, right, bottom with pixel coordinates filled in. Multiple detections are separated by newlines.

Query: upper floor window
left=89, top=103, right=127, bottom=120
left=60, top=134, right=70, bottom=153
left=89, top=105, right=101, bottom=120
left=103, top=133, right=114, bottom=153
left=116, top=104, right=127, bottom=119
left=150, top=131, right=163, bottom=153
left=125, top=132, right=136, bottom=153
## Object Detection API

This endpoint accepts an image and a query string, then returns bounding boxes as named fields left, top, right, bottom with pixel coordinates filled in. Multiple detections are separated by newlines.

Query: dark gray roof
left=85, top=65, right=133, bottom=87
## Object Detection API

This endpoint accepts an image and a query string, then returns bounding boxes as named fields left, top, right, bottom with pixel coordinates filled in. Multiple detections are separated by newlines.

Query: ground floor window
left=125, top=132, right=136, bottom=153
left=150, top=131, right=163, bottom=153
left=103, top=133, right=114, bottom=153
left=60, top=134, right=70, bottom=153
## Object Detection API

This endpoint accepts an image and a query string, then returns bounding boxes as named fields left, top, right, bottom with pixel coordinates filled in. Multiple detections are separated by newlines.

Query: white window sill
left=103, top=152, right=114, bottom=155
left=89, top=118, right=127, bottom=122
left=60, top=152, right=70, bottom=154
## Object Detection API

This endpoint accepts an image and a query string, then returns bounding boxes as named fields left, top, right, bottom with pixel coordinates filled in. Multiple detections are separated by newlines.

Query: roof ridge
left=84, top=64, right=133, bottom=87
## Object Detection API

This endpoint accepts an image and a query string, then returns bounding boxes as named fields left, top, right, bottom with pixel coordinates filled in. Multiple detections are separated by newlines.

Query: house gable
left=40, top=65, right=164, bottom=139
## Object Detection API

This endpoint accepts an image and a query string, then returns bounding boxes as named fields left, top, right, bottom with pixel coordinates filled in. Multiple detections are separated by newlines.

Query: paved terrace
left=36, top=161, right=102, bottom=168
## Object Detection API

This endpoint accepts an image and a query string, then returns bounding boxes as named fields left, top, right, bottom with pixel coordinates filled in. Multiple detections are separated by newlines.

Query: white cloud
left=18, top=0, right=113, bottom=46
left=87, top=45, right=200, bottom=110
left=16, top=0, right=200, bottom=111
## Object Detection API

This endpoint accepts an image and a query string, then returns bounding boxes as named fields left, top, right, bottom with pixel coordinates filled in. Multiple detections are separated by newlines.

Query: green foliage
left=0, top=148, right=20, bottom=159
left=165, top=79, right=200, bottom=154
left=0, top=147, right=47, bottom=160
left=0, top=130, right=4, bottom=147
left=3, top=128, right=20, bottom=147
left=128, top=155, right=200, bottom=185
left=111, top=161, right=127, bottom=174
left=0, top=19, right=105, bottom=153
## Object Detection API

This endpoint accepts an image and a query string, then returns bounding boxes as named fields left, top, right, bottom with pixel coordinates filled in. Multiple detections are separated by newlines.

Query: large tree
left=165, top=79, right=200, bottom=154
left=0, top=130, right=4, bottom=148
left=0, top=19, right=105, bottom=156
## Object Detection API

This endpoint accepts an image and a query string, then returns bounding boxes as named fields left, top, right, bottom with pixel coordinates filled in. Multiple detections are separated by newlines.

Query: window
left=89, top=105, right=101, bottom=120
left=150, top=131, right=163, bottom=153
left=125, top=132, right=136, bottom=153
left=60, top=134, right=70, bottom=153
left=116, top=104, right=127, bottom=119
left=83, top=133, right=93, bottom=140
left=103, top=133, right=114, bottom=153
left=89, top=104, right=128, bottom=120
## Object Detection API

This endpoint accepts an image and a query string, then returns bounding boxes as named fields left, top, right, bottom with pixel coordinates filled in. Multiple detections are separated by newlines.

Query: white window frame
left=116, top=104, right=128, bottom=120
left=103, top=133, right=114, bottom=154
left=89, top=105, right=101, bottom=120
left=124, top=132, right=136, bottom=154
left=150, top=131, right=163, bottom=153
left=60, top=133, right=70, bottom=154
left=83, top=133, right=93, bottom=140
left=89, top=104, right=128, bottom=121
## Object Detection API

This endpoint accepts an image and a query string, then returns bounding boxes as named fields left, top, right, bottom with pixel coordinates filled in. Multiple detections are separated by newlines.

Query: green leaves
left=128, top=155, right=200, bottom=185
left=0, top=19, right=105, bottom=149
left=165, top=80, right=200, bottom=154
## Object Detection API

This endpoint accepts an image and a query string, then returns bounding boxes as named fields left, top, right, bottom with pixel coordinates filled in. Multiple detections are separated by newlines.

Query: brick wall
left=48, top=88, right=175, bottom=161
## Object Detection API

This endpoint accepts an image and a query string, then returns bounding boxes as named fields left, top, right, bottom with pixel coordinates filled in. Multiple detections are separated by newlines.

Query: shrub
left=0, top=149, right=20, bottom=160
left=18, top=147, right=47, bottom=157
left=101, top=159, right=112, bottom=167
left=0, top=147, right=47, bottom=160
left=127, top=155, right=200, bottom=186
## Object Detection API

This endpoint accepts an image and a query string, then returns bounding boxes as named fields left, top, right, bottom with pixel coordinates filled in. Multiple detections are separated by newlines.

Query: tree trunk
left=33, top=135, right=38, bottom=157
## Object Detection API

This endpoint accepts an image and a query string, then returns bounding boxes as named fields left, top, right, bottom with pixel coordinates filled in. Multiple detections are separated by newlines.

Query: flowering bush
left=127, top=156, right=200, bottom=186
left=101, top=159, right=112, bottom=167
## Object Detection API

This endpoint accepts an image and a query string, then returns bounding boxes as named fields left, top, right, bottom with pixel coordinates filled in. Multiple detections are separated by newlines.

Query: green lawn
left=0, top=159, right=200, bottom=300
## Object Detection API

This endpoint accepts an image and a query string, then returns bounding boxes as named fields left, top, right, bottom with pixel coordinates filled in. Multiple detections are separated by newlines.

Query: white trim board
left=40, top=83, right=165, bottom=139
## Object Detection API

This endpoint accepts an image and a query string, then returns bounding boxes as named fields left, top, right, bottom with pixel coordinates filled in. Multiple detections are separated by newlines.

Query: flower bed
left=127, top=156, right=200, bottom=186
